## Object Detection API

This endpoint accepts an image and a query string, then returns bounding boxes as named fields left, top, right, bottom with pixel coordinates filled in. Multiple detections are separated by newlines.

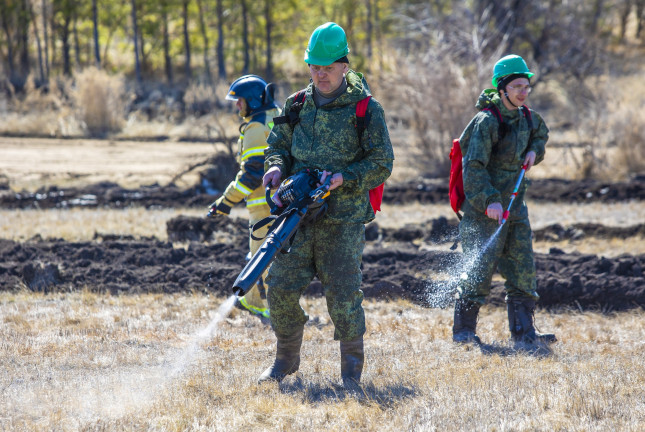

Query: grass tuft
left=73, top=67, right=125, bottom=138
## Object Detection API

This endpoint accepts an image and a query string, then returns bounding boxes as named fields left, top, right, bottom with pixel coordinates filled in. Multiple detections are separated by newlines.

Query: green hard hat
left=492, top=55, right=534, bottom=87
left=304, top=22, right=350, bottom=66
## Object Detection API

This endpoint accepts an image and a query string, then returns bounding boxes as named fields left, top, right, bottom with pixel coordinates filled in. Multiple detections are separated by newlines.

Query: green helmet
left=491, top=55, right=534, bottom=88
left=304, top=22, right=350, bottom=66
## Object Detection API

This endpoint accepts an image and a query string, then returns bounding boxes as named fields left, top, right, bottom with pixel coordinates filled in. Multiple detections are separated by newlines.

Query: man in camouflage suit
left=208, top=75, right=280, bottom=321
left=259, top=22, right=394, bottom=386
left=452, top=55, right=556, bottom=349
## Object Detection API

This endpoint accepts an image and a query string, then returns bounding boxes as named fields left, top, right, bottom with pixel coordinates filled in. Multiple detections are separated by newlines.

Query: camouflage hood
left=475, top=88, right=524, bottom=125
left=308, top=69, right=371, bottom=107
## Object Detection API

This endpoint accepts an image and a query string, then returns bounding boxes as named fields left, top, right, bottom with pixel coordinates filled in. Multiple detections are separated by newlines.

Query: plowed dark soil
left=1, top=214, right=643, bottom=312
left=2, top=175, right=644, bottom=210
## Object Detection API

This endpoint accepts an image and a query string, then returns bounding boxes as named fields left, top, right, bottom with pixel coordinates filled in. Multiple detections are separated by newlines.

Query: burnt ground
left=1, top=214, right=643, bottom=312
left=1, top=174, right=645, bottom=210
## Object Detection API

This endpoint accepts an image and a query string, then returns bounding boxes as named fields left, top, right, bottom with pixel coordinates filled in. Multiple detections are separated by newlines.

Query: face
left=309, top=62, right=349, bottom=95
left=502, top=77, right=531, bottom=107
left=235, top=98, right=248, bottom=116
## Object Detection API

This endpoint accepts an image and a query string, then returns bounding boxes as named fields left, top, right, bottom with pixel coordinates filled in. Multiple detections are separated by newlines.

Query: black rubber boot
left=452, top=299, right=481, bottom=344
left=340, top=337, right=364, bottom=387
left=507, top=298, right=557, bottom=347
left=258, top=327, right=303, bottom=383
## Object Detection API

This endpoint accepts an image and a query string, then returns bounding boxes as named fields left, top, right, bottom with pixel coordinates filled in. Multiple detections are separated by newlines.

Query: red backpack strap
left=482, top=104, right=509, bottom=140
left=521, top=104, right=533, bottom=130
left=356, top=96, right=384, bottom=213
left=355, top=95, right=372, bottom=140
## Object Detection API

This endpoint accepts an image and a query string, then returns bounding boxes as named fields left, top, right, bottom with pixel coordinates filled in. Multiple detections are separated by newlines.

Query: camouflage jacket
left=460, top=89, right=549, bottom=219
left=265, top=70, right=394, bottom=224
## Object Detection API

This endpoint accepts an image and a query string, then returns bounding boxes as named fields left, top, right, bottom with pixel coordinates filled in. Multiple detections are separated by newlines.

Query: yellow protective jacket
left=220, top=108, right=280, bottom=209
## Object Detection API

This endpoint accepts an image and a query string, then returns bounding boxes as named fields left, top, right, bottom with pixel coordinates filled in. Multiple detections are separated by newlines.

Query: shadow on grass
left=476, top=340, right=553, bottom=358
left=277, top=378, right=417, bottom=408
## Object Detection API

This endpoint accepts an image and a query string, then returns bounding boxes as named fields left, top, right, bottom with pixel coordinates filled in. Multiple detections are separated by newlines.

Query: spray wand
left=484, top=164, right=527, bottom=225
left=500, top=164, right=528, bottom=225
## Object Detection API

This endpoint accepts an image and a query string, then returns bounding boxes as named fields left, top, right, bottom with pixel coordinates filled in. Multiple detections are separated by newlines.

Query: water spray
left=425, top=165, right=528, bottom=307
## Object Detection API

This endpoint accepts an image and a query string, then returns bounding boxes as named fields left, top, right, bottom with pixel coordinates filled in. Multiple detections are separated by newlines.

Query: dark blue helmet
left=226, top=75, right=279, bottom=114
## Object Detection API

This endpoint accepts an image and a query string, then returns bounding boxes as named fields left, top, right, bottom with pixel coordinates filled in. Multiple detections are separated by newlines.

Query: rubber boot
left=340, top=336, right=364, bottom=387
left=507, top=298, right=557, bottom=347
left=258, top=327, right=303, bottom=383
left=452, top=299, right=481, bottom=344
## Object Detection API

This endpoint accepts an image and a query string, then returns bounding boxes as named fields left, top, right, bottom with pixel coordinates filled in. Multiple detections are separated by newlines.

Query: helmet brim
left=492, top=72, right=534, bottom=88
left=304, top=52, right=336, bottom=66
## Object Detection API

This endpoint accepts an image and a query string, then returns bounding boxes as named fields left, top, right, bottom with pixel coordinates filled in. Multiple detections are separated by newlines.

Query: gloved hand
left=207, top=197, right=233, bottom=217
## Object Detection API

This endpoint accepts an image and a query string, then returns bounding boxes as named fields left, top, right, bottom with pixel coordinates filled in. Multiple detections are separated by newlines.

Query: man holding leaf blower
left=452, top=55, right=556, bottom=349
left=259, top=22, right=393, bottom=386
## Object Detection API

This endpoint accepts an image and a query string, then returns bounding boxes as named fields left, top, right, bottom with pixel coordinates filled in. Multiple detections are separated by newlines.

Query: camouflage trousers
left=457, top=211, right=539, bottom=305
left=265, top=220, right=366, bottom=341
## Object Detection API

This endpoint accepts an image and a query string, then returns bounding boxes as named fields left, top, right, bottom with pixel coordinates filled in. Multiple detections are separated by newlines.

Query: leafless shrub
left=614, top=108, right=645, bottom=177
left=565, top=73, right=645, bottom=180
left=73, top=67, right=125, bottom=138
left=184, top=81, right=229, bottom=116
left=383, top=4, right=508, bottom=178
left=386, top=55, right=478, bottom=178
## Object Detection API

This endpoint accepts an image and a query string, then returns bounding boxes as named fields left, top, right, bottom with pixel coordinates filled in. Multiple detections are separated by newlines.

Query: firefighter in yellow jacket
left=208, top=75, right=280, bottom=320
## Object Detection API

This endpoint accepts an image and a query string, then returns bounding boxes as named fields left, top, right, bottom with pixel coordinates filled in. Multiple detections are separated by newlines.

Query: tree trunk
left=42, top=0, right=49, bottom=78
left=216, top=0, right=226, bottom=79
left=365, top=0, right=373, bottom=64
left=61, top=13, right=72, bottom=76
left=183, top=0, right=191, bottom=81
left=0, top=2, right=17, bottom=85
left=241, top=0, right=250, bottom=74
left=28, top=0, right=46, bottom=84
left=130, top=0, right=142, bottom=86
left=619, top=0, right=632, bottom=42
left=18, top=0, right=30, bottom=83
left=636, top=0, right=645, bottom=38
left=162, top=1, right=172, bottom=84
left=73, top=12, right=81, bottom=68
left=265, top=0, right=272, bottom=81
left=92, top=0, right=100, bottom=67
left=196, top=0, right=212, bottom=84
left=49, top=7, right=56, bottom=74
left=589, top=0, right=605, bottom=34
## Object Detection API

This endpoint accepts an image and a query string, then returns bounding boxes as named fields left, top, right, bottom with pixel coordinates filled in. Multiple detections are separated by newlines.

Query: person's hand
left=271, top=190, right=283, bottom=207
left=486, top=202, right=504, bottom=224
left=319, top=170, right=343, bottom=191
left=523, top=151, right=536, bottom=172
left=207, top=197, right=232, bottom=217
left=263, top=166, right=282, bottom=188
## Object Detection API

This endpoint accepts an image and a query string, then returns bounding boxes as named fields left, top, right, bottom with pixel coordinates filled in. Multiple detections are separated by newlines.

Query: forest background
left=1, top=0, right=645, bottom=181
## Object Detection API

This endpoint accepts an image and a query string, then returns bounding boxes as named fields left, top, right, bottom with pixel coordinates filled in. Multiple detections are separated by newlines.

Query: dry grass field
left=0, top=137, right=224, bottom=191
left=1, top=291, right=645, bottom=431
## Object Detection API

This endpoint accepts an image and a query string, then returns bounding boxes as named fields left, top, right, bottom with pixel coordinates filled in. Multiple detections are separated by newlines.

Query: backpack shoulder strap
left=273, top=89, right=307, bottom=128
left=482, top=104, right=509, bottom=140
left=355, top=95, right=372, bottom=144
left=521, top=105, right=533, bottom=130
left=356, top=96, right=371, bottom=131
